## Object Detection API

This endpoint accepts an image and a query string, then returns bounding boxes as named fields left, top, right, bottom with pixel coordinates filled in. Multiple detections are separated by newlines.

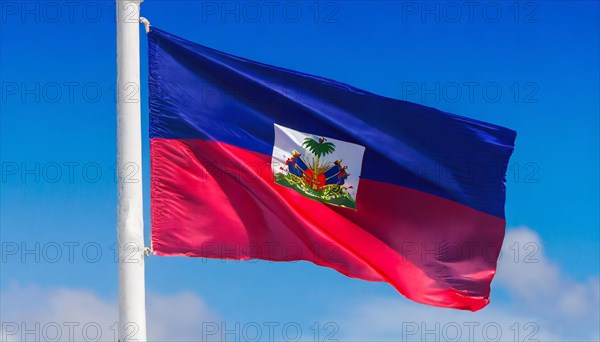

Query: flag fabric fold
left=148, top=27, right=516, bottom=311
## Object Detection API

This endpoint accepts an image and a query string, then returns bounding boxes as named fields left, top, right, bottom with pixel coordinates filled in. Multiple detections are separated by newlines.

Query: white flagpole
left=116, top=0, right=147, bottom=341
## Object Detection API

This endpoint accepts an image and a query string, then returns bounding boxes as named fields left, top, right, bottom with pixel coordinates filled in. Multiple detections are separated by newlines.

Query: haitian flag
left=148, top=27, right=516, bottom=311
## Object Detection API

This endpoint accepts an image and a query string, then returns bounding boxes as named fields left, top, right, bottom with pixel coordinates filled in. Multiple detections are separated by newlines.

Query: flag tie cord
left=140, top=17, right=151, bottom=33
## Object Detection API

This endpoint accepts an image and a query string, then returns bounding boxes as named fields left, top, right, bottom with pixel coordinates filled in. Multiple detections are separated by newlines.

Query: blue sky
left=1, top=1, right=599, bottom=341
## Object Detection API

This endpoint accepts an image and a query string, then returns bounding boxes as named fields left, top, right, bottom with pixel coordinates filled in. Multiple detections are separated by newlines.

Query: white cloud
left=325, top=226, right=600, bottom=341
left=147, top=291, right=219, bottom=341
left=0, top=284, right=219, bottom=341
left=495, top=226, right=600, bottom=338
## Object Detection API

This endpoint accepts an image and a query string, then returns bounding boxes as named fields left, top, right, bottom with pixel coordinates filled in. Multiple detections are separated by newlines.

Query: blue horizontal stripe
left=148, top=27, right=516, bottom=218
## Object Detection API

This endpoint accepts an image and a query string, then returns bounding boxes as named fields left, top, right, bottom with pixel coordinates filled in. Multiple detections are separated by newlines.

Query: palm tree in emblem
left=303, top=137, right=336, bottom=176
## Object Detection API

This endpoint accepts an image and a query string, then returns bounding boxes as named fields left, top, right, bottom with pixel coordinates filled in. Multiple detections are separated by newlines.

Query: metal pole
left=116, top=0, right=146, bottom=340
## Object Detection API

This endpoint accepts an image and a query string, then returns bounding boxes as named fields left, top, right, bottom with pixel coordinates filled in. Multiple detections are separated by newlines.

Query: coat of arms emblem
left=271, top=124, right=365, bottom=209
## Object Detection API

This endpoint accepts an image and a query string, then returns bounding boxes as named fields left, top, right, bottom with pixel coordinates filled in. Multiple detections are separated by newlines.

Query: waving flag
left=148, top=27, right=516, bottom=311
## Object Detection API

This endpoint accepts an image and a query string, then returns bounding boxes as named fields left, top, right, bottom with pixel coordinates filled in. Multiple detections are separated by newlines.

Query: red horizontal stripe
left=151, top=138, right=506, bottom=311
